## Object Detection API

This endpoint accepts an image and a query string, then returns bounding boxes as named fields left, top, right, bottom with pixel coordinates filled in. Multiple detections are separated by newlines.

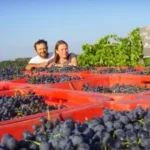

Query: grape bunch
left=82, top=83, right=149, bottom=93
left=134, top=67, right=150, bottom=75
left=32, top=66, right=96, bottom=73
left=0, top=91, right=67, bottom=121
left=92, top=66, right=136, bottom=74
left=1, top=106, right=150, bottom=150
left=0, top=67, right=29, bottom=81
left=28, top=74, right=82, bottom=84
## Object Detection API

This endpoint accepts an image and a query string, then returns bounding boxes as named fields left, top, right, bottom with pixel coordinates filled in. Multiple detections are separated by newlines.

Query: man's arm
left=25, top=63, right=41, bottom=71
left=26, top=57, right=55, bottom=71
left=25, top=56, right=52, bottom=71
left=25, top=62, right=49, bottom=71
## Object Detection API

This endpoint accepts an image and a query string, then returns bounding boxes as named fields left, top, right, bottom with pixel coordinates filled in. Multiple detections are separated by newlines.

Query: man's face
left=35, top=43, right=48, bottom=58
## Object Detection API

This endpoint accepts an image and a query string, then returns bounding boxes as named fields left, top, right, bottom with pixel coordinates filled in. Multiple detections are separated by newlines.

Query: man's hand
left=38, top=62, right=49, bottom=68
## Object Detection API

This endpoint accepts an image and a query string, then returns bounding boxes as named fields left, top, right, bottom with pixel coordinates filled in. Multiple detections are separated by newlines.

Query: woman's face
left=56, top=44, right=68, bottom=59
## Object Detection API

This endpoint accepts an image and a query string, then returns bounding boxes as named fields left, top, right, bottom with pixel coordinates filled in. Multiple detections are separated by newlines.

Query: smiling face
left=35, top=43, right=48, bottom=58
left=56, top=43, right=68, bottom=59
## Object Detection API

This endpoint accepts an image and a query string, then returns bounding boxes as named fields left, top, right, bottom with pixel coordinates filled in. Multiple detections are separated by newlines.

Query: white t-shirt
left=29, top=52, right=54, bottom=64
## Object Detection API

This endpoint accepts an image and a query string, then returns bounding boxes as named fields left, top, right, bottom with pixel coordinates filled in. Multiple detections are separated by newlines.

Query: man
left=25, top=39, right=54, bottom=71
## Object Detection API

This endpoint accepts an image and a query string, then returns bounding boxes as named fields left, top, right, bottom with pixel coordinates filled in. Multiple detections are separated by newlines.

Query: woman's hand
left=68, top=63, right=74, bottom=66
left=68, top=62, right=77, bottom=66
left=47, top=62, right=56, bottom=67
left=54, top=63, right=64, bottom=67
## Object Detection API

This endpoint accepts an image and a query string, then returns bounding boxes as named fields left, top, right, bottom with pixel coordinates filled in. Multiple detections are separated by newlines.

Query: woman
left=52, top=40, right=78, bottom=67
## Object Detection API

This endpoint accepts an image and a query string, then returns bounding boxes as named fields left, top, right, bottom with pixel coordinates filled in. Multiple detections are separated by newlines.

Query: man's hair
left=34, top=39, right=48, bottom=50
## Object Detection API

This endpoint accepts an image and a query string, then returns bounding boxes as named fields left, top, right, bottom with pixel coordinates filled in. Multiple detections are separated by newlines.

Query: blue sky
left=0, top=0, right=149, bottom=61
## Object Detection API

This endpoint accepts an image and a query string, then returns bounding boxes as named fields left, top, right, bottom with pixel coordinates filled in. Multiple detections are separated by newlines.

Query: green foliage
left=144, top=58, right=150, bottom=66
left=0, top=57, right=30, bottom=69
left=78, top=27, right=146, bottom=66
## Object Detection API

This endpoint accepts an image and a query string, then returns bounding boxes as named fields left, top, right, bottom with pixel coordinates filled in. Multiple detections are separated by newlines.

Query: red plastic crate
left=106, top=95, right=150, bottom=111
left=0, top=94, right=149, bottom=140
left=43, top=75, right=147, bottom=90
left=9, top=73, right=93, bottom=85
left=85, top=67, right=146, bottom=79
left=0, top=101, right=106, bottom=140
left=43, top=76, right=150, bottom=100
left=95, top=66, right=145, bottom=73
left=118, top=74, right=145, bottom=84
left=24, top=70, right=91, bottom=76
left=0, top=81, right=28, bottom=91
left=117, top=74, right=150, bottom=86
left=0, top=87, right=110, bottom=125
left=106, top=99, right=136, bottom=111
left=123, top=73, right=150, bottom=82
left=118, top=67, right=150, bottom=83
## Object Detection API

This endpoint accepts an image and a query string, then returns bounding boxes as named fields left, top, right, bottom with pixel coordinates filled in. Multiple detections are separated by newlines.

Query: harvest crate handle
left=142, top=81, right=150, bottom=84
left=14, top=89, right=25, bottom=96
left=68, top=81, right=76, bottom=90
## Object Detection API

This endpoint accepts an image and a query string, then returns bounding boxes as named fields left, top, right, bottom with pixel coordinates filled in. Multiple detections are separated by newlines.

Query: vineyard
left=0, top=27, right=150, bottom=69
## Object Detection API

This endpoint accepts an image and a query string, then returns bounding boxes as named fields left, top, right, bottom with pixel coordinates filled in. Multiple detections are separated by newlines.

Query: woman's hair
left=54, top=40, right=68, bottom=63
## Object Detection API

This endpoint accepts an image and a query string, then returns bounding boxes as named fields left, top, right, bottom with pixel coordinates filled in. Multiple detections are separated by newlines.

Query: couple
left=26, top=39, right=78, bottom=71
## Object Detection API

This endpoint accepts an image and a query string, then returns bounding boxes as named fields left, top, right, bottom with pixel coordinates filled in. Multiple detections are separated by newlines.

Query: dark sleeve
left=68, top=53, right=77, bottom=60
